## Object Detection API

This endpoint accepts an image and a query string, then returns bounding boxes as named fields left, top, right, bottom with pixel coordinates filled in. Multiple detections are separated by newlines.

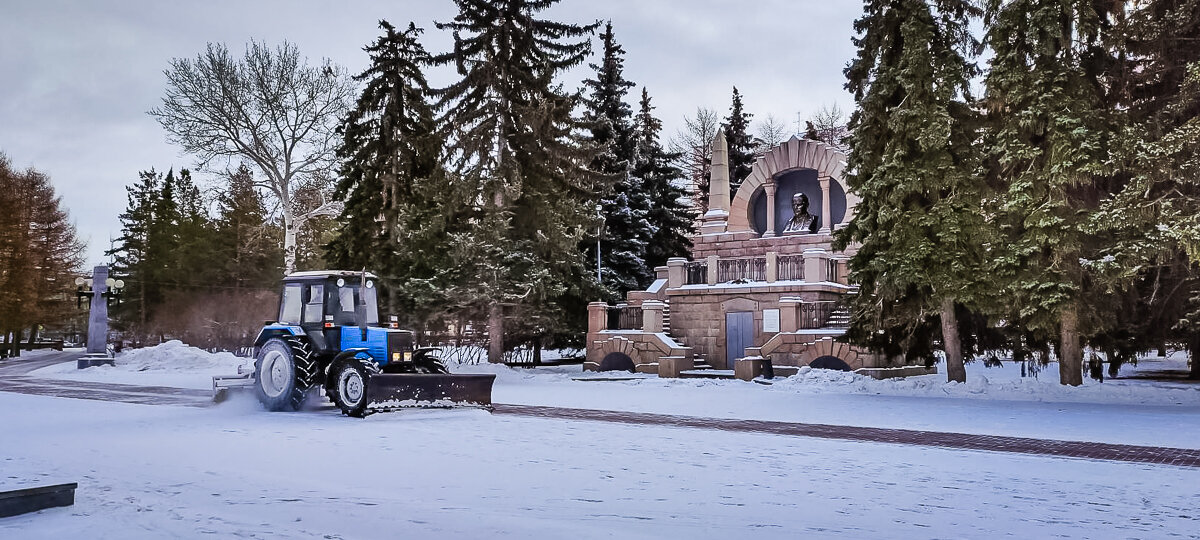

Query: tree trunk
left=10, top=329, right=22, bottom=358
left=487, top=303, right=504, bottom=364
left=940, top=297, right=965, bottom=383
left=1059, top=304, right=1083, bottom=386
left=283, top=214, right=298, bottom=276
left=25, top=324, right=38, bottom=350
left=1189, top=334, right=1200, bottom=380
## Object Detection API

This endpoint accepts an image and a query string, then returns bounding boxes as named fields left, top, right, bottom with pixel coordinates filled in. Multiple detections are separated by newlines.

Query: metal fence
left=778, top=254, right=805, bottom=281
left=798, top=301, right=836, bottom=329
left=716, top=257, right=767, bottom=282
left=607, top=304, right=644, bottom=330
left=685, top=260, right=708, bottom=285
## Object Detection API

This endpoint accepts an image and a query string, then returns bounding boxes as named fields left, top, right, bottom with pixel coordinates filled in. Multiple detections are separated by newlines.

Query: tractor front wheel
left=332, top=359, right=376, bottom=417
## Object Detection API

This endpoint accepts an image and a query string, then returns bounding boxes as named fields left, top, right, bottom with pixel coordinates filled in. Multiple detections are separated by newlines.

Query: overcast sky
left=1, top=0, right=862, bottom=266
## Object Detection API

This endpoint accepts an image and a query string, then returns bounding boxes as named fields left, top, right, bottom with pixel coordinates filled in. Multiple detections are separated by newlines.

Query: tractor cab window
left=279, top=284, right=303, bottom=324
left=302, top=284, right=324, bottom=323
left=335, top=283, right=379, bottom=326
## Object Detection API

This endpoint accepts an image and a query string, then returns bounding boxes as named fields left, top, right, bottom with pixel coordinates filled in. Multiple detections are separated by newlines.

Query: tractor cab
left=266, top=271, right=404, bottom=356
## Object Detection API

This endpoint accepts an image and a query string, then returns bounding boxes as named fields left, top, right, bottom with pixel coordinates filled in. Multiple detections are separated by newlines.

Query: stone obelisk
left=700, top=130, right=731, bottom=235
left=80, top=265, right=114, bottom=368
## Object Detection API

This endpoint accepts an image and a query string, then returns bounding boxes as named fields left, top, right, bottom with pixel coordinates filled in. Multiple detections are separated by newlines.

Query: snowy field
left=3, top=344, right=1200, bottom=538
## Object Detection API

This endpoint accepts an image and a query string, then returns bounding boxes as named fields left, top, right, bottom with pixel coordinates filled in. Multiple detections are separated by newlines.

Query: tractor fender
left=413, top=347, right=442, bottom=361
left=324, top=348, right=372, bottom=377
left=254, top=325, right=305, bottom=349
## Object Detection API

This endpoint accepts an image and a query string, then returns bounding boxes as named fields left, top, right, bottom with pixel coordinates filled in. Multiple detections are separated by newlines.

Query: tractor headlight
left=392, top=352, right=401, bottom=362
left=403, top=351, right=412, bottom=362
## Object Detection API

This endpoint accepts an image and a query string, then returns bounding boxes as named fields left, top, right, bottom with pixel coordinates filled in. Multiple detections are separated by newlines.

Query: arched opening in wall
left=809, top=355, right=852, bottom=371
left=751, top=169, right=847, bottom=236
left=599, top=352, right=636, bottom=372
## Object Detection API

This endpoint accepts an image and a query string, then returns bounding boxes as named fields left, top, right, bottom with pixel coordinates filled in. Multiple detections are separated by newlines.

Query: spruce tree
left=434, top=0, right=599, bottom=361
left=582, top=21, right=653, bottom=297
left=835, top=0, right=985, bottom=382
left=635, top=88, right=694, bottom=270
left=983, top=0, right=1114, bottom=386
left=1099, top=0, right=1200, bottom=377
left=327, top=20, right=448, bottom=328
left=724, top=87, right=755, bottom=196
left=171, top=169, right=216, bottom=287
left=215, top=164, right=281, bottom=289
left=109, top=169, right=162, bottom=334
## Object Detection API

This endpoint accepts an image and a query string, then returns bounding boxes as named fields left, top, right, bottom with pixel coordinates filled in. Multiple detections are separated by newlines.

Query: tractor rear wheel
left=331, top=358, right=378, bottom=417
left=254, top=338, right=315, bottom=411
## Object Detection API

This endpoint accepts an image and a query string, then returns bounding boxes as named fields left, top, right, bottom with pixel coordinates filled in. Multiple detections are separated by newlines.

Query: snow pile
left=110, top=340, right=247, bottom=373
left=769, top=364, right=1200, bottom=406
left=30, top=340, right=248, bottom=390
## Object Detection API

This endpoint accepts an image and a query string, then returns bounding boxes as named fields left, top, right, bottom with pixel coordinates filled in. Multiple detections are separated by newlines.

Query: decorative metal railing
left=685, top=260, right=708, bottom=285
left=826, top=258, right=841, bottom=283
left=607, top=304, right=643, bottom=330
left=716, top=257, right=767, bottom=283
left=778, top=254, right=805, bottom=281
left=798, top=301, right=836, bottom=329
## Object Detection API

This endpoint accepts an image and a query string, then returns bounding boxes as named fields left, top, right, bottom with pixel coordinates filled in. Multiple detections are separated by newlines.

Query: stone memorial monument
left=79, top=265, right=117, bottom=368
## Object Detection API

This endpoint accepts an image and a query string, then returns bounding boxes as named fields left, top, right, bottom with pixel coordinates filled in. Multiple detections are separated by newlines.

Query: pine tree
left=109, top=169, right=162, bottom=334
left=836, top=0, right=986, bottom=382
left=327, top=20, right=449, bottom=328
left=214, top=164, right=281, bottom=289
left=583, top=21, right=653, bottom=297
left=724, top=87, right=755, bottom=196
left=1099, top=0, right=1200, bottom=377
left=171, top=169, right=217, bottom=286
left=983, top=0, right=1115, bottom=386
left=635, top=88, right=694, bottom=270
left=434, top=0, right=599, bottom=361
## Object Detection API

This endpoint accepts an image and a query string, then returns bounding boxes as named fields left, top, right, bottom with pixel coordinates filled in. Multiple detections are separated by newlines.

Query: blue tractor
left=214, top=270, right=494, bottom=416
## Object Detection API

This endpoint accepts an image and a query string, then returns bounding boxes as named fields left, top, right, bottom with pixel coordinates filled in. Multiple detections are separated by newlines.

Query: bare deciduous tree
left=755, top=113, right=791, bottom=149
left=150, top=41, right=354, bottom=274
left=668, top=107, right=720, bottom=212
left=803, top=103, right=850, bottom=151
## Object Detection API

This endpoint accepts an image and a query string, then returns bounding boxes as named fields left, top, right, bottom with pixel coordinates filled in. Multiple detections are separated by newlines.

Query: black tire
left=254, top=337, right=316, bottom=411
left=331, top=358, right=378, bottom=417
left=414, top=354, right=450, bottom=374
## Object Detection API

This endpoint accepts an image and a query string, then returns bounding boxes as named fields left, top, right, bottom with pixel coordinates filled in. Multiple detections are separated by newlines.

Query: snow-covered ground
left=2, top=390, right=1199, bottom=539
left=5, top=343, right=1199, bottom=538
left=27, top=342, right=1200, bottom=447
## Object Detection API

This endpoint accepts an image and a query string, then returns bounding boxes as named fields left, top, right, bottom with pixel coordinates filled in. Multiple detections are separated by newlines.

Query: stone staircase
left=661, top=301, right=714, bottom=372
left=826, top=305, right=851, bottom=328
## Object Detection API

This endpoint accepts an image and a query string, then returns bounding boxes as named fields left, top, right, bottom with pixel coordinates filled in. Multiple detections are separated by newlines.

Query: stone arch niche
left=728, top=136, right=859, bottom=236
left=594, top=336, right=644, bottom=372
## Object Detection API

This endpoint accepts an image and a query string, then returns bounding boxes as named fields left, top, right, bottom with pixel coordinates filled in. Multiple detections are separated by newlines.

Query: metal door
left=725, top=311, right=754, bottom=369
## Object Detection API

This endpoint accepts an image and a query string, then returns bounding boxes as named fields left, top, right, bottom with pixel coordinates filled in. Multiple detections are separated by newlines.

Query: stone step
left=679, top=369, right=735, bottom=380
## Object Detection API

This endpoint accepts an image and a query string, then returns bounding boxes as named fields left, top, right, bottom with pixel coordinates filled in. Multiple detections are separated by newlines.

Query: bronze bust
left=782, top=193, right=819, bottom=234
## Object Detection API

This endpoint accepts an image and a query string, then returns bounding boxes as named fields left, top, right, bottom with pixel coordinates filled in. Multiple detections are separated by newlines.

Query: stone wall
left=690, top=231, right=849, bottom=260
left=666, top=286, right=845, bottom=369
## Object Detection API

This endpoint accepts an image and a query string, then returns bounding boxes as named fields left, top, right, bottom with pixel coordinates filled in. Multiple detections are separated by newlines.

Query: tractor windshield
left=337, top=284, right=379, bottom=326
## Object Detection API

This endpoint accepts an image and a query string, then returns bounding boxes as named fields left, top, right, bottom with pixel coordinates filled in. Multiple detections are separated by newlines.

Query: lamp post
left=76, top=265, right=124, bottom=368
left=595, top=203, right=603, bottom=284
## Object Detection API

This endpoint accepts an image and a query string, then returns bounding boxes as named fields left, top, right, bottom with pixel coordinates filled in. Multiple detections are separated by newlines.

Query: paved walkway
left=0, top=351, right=212, bottom=407
left=492, top=404, right=1200, bottom=469
left=4, top=352, right=1200, bottom=468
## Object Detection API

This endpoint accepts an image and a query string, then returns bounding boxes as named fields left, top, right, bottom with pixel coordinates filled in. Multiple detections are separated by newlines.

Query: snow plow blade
left=365, top=373, right=496, bottom=410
